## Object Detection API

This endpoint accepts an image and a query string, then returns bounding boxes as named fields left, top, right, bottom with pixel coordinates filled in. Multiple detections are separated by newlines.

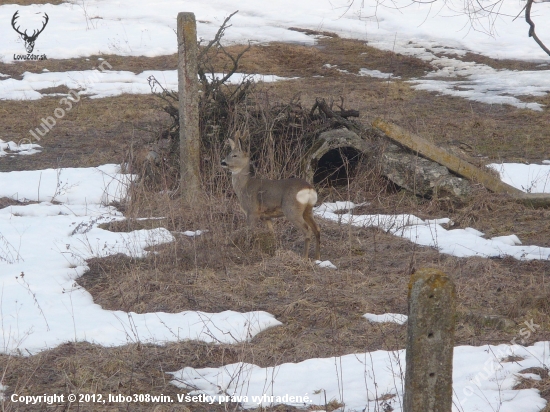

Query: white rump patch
left=296, top=188, right=317, bottom=205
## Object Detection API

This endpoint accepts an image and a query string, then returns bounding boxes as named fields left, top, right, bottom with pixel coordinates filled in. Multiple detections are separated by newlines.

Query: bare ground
left=0, top=35, right=549, bottom=411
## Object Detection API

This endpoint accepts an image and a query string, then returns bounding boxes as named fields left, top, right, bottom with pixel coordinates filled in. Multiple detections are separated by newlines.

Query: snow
left=359, top=68, right=400, bottom=79
left=0, top=70, right=291, bottom=101
left=1, top=0, right=549, bottom=61
left=0, top=165, right=281, bottom=354
left=364, top=313, right=408, bottom=325
left=489, top=163, right=550, bottom=193
left=0, top=164, right=132, bottom=204
left=410, top=68, right=550, bottom=111
left=315, top=259, right=337, bottom=269
left=181, top=230, right=207, bottom=237
left=1, top=0, right=550, bottom=109
left=0, top=139, right=42, bottom=157
left=314, top=202, right=550, bottom=260
left=401, top=50, right=550, bottom=111
left=169, top=342, right=550, bottom=412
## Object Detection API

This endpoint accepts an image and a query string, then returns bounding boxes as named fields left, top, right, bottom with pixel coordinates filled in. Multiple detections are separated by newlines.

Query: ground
left=0, top=33, right=549, bottom=411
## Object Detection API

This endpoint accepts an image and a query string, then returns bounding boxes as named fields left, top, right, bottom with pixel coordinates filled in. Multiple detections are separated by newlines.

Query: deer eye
left=232, top=154, right=237, bottom=157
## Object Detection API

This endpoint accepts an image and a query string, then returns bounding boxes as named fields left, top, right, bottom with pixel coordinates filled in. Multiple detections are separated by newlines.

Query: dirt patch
left=0, top=197, right=36, bottom=208
left=35, top=84, right=73, bottom=95
left=0, top=93, right=167, bottom=172
left=0, top=54, right=178, bottom=80
left=0, top=36, right=433, bottom=81
left=204, top=37, right=433, bottom=79
left=452, top=51, right=550, bottom=71
left=0, top=340, right=257, bottom=412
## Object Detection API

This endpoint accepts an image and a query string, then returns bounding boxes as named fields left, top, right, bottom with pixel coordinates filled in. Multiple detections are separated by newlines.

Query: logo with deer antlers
left=11, top=11, right=49, bottom=54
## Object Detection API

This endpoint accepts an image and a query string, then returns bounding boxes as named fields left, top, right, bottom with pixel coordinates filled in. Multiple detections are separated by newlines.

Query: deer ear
left=227, top=139, right=235, bottom=150
left=234, top=131, right=242, bottom=142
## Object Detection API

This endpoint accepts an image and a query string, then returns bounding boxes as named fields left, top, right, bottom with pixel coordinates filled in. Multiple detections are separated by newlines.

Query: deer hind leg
left=303, top=205, right=320, bottom=260
left=286, top=211, right=313, bottom=259
left=264, top=219, right=275, bottom=234
left=246, top=212, right=260, bottom=229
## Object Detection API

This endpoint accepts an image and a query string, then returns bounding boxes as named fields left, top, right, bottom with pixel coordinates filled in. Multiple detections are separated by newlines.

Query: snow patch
left=0, top=165, right=281, bottom=354
left=169, top=342, right=550, bottom=411
left=364, top=313, right=408, bottom=325
left=315, top=260, right=337, bottom=269
left=488, top=163, right=550, bottom=193
left=0, top=70, right=293, bottom=101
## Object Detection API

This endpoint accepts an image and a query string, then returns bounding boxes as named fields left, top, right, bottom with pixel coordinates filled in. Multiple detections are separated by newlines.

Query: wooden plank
left=515, top=192, right=550, bottom=207
left=372, top=118, right=523, bottom=195
left=373, top=118, right=550, bottom=207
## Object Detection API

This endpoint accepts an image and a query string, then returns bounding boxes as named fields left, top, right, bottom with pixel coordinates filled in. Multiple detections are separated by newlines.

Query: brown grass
left=0, top=94, right=168, bottom=172
left=515, top=367, right=550, bottom=412
left=1, top=36, right=550, bottom=410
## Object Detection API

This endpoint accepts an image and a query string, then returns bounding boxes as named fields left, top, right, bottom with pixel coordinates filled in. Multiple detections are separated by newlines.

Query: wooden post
left=404, top=268, right=455, bottom=412
left=177, top=12, right=201, bottom=202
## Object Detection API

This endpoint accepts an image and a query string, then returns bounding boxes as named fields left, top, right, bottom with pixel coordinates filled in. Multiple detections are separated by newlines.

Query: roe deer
left=221, top=134, right=320, bottom=259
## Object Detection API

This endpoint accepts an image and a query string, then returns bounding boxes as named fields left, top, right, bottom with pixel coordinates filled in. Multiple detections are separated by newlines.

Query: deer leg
left=286, top=213, right=312, bottom=259
left=247, top=213, right=260, bottom=229
left=264, top=219, right=275, bottom=234
left=303, top=207, right=321, bottom=260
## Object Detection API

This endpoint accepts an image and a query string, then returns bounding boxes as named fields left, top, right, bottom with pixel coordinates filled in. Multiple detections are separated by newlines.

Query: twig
left=525, top=0, right=550, bottom=56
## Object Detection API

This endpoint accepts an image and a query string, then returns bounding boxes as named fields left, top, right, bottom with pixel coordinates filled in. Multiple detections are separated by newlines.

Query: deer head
left=11, top=11, right=49, bottom=54
left=221, top=132, right=250, bottom=174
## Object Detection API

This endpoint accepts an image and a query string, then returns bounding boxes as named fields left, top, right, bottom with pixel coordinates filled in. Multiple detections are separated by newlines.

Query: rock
left=303, top=128, right=472, bottom=198
left=303, top=128, right=373, bottom=183
left=462, top=311, right=516, bottom=330
left=381, top=143, right=471, bottom=198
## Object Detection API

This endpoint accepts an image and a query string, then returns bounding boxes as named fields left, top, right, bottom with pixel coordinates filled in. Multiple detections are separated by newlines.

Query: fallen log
left=372, top=118, right=550, bottom=207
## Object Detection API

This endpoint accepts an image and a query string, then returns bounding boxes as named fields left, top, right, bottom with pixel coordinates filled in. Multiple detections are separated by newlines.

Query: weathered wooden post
left=404, top=268, right=456, bottom=412
left=177, top=12, right=201, bottom=202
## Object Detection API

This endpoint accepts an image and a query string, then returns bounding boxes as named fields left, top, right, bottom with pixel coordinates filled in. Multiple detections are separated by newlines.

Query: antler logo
left=11, top=11, right=49, bottom=54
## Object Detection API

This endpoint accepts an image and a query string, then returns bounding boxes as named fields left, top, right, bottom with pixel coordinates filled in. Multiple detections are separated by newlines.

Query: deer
left=11, top=11, right=49, bottom=54
left=221, top=133, right=320, bottom=260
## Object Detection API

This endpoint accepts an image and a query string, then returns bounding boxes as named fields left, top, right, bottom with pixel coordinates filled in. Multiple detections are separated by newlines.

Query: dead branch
left=525, top=0, right=550, bottom=57
left=197, top=10, right=239, bottom=62
left=311, top=98, right=362, bottom=133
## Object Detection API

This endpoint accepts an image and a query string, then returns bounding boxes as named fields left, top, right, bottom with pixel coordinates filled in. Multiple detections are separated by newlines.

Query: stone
left=404, top=268, right=456, bottom=412
left=381, top=143, right=471, bottom=198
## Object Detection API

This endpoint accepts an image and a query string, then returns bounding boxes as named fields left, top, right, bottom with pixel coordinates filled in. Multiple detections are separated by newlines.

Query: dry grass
left=515, top=367, right=550, bottom=412
left=0, top=94, right=168, bottom=172
left=1, top=35, right=550, bottom=410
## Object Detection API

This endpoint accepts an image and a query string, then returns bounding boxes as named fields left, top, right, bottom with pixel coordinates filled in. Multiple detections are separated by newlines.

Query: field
left=1, top=27, right=550, bottom=412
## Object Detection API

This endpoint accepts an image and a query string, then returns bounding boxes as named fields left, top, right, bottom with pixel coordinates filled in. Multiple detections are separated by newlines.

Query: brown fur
left=221, top=134, right=321, bottom=259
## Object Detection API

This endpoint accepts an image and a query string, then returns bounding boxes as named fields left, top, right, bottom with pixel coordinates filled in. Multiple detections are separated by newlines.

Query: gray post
left=177, top=12, right=201, bottom=202
left=404, top=268, right=456, bottom=412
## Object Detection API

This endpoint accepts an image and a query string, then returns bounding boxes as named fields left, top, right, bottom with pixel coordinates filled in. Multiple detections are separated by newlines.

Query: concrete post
left=177, top=12, right=201, bottom=202
left=404, top=268, right=456, bottom=412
